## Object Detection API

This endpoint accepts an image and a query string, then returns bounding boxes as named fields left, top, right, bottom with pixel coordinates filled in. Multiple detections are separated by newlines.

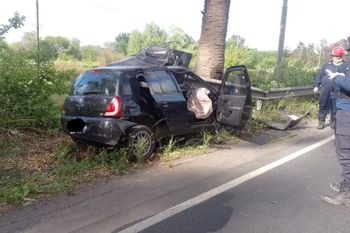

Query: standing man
left=314, top=47, right=348, bottom=129
left=322, top=50, right=350, bottom=206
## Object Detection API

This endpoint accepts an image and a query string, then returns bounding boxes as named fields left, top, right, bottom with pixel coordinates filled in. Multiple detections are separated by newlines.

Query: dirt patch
left=1, top=130, right=72, bottom=172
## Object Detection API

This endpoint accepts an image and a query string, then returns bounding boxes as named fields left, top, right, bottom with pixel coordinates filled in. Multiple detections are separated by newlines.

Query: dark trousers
left=335, top=110, right=350, bottom=184
left=319, top=85, right=334, bottom=116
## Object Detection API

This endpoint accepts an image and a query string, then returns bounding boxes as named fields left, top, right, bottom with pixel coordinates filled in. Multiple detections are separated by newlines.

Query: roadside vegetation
left=253, top=95, right=319, bottom=127
left=0, top=128, right=235, bottom=210
left=0, top=14, right=342, bottom=210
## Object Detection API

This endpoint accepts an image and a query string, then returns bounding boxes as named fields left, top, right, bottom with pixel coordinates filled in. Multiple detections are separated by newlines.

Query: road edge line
left=118, top=135, right=335, bottom=233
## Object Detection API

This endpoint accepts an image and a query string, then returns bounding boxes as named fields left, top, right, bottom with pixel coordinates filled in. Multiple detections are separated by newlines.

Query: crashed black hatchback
left=61, top=46, right=252, bottom=160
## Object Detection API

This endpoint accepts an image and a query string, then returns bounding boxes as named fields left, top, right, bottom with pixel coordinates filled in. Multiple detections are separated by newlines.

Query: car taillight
left=104, top=96, right=123, bottom=117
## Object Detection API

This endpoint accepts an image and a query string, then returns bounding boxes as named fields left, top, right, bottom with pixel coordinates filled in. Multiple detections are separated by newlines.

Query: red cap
left=331, top=47, right=345, bottom=57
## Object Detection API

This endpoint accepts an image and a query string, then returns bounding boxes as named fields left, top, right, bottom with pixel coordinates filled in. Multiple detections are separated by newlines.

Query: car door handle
left=161, top=101, right=169, bottom=108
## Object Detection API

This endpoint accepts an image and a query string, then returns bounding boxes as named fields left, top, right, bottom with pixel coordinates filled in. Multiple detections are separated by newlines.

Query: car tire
left=127, top=125, right=155, bottom=162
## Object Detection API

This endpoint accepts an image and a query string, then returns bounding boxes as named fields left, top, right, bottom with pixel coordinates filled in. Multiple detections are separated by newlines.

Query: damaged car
left=60, top=46, right=252, bottom=160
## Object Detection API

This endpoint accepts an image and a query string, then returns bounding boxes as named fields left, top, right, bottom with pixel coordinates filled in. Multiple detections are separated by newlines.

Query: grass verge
left=0, top=130, right=131, bottom=211
left=0, top=128, right=237, bottom=211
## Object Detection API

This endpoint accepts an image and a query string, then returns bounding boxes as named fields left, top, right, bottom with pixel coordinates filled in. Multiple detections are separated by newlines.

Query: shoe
left=317, top=121, right=325, bottom=129
left=321, top=191, right=350, bottom=206
left=331, top=115, right=336, bottom=128
left=330, top=181, right=350, bottom=193
left=317, top=114, right=326, bottom=129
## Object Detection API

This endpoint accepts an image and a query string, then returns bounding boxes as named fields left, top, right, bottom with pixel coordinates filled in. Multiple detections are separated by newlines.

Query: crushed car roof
left=107, top=46, right=192, bottom=68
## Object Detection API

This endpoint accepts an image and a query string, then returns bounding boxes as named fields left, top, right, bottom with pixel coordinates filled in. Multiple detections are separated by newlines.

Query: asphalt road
left=1, top=120, right=350, bottom=233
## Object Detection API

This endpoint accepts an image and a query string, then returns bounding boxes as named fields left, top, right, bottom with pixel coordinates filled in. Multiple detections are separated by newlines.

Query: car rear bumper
left=61, top=116, right=136, bottom=146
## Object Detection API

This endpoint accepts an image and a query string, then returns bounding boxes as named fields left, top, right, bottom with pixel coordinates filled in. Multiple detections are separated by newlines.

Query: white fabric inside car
left=187, top=87, right=213, bottom=119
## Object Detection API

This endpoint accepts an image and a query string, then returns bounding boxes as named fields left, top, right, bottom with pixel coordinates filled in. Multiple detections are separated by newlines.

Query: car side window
left=121, top=79, right=132, bottom=95
left=145, top=70, right=179, bottom=94
left=224, top=71, right=247, bottom=95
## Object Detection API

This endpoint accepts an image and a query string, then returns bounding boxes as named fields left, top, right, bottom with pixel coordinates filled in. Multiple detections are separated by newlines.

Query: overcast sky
left=1, top=0, right=350, bottom=51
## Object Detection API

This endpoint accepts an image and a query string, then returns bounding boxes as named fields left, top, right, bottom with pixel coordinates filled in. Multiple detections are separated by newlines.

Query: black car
left=61, top=46, right=252, bottom=160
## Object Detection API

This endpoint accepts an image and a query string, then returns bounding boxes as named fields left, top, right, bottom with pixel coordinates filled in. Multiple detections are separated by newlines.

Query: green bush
left=0, top=51, right=75, bottom=130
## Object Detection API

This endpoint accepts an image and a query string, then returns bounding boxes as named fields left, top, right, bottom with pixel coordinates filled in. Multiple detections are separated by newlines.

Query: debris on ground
left=264, top=111, right=310, bottom=131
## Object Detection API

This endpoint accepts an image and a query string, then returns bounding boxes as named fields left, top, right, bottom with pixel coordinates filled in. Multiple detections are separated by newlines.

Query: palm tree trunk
left=195, top=0, right=231, bottom=80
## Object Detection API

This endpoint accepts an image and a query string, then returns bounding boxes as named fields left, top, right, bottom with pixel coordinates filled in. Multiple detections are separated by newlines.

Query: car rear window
left=70, top=69, right=124, bottom=96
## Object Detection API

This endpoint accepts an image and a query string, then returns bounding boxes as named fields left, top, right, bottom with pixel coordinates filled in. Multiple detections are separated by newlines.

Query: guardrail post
left=255, top=99, right=263, bottom=111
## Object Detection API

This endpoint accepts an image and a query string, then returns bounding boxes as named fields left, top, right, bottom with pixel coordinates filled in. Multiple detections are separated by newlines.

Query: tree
left=16, top=31, right=37, bottom=59
left=15, top=33, right=77, bottom=61
left=126, top=23, right=168, bottom=55
left=290, top=42, right=318, bottom=68
left=40, top=36, right=71, bottom=60
left=65, top=38, right=82, bottom=60
left=142, top=23, right=167, bottom=48
left=225, top=35, right=256, bottom=69
left=81, top=45, right=102, bottom=61
left=195, top=0, right=231, bottom=79
left=0, top=12, right=26, bottom=40
left=115, top=33, right=129, bottom=55
left=126, top=30, right=143, bottom=55
left=167, top=26, right=196, bottom=53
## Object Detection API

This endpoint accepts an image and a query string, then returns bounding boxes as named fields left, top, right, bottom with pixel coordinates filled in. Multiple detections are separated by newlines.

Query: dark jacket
left=315, top=60, right=348, bottom=87
left=334, top=71, right=350, bottom=112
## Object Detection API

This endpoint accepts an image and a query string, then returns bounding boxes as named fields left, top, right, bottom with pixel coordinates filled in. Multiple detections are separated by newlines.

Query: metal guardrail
left=252, top=85, right=316, bottom=100
left=200, top=76, right=315, bottom=100
left=204, top=79, right=315, bottom=100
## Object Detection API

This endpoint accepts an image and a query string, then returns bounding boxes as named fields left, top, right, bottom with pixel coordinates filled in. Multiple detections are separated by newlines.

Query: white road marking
left=118, top=135, right=335, bottom=233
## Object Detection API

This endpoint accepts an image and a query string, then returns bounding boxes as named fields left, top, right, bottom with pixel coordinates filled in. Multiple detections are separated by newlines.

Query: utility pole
left=36, top=0, right=40, bottom=77
left=317, top=47, right=322, bottom=68
left=276, top=0, right=288, bottom=81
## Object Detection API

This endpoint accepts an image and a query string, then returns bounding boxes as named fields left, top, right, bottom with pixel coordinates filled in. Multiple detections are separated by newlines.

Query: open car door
left=216, top=65, right=252, bottom=129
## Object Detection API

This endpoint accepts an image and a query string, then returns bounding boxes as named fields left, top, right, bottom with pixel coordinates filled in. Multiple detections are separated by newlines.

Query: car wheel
left=127, top=125, right=155, bottom=161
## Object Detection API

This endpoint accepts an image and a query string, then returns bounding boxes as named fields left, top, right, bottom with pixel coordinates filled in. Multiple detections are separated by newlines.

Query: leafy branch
left=0, top=12, right=26, bottom=40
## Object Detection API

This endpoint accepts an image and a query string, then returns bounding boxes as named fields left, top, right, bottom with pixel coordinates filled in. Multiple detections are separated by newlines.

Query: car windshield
left=70, top=69, right=123, bottom=96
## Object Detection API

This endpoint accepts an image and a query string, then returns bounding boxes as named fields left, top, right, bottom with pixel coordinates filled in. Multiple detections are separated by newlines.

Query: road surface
left=1, top=120, right=349, bottom=233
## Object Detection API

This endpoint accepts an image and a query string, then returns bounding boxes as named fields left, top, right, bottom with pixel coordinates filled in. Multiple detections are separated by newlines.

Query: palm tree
left=195, top=0, right=231, bottom=80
